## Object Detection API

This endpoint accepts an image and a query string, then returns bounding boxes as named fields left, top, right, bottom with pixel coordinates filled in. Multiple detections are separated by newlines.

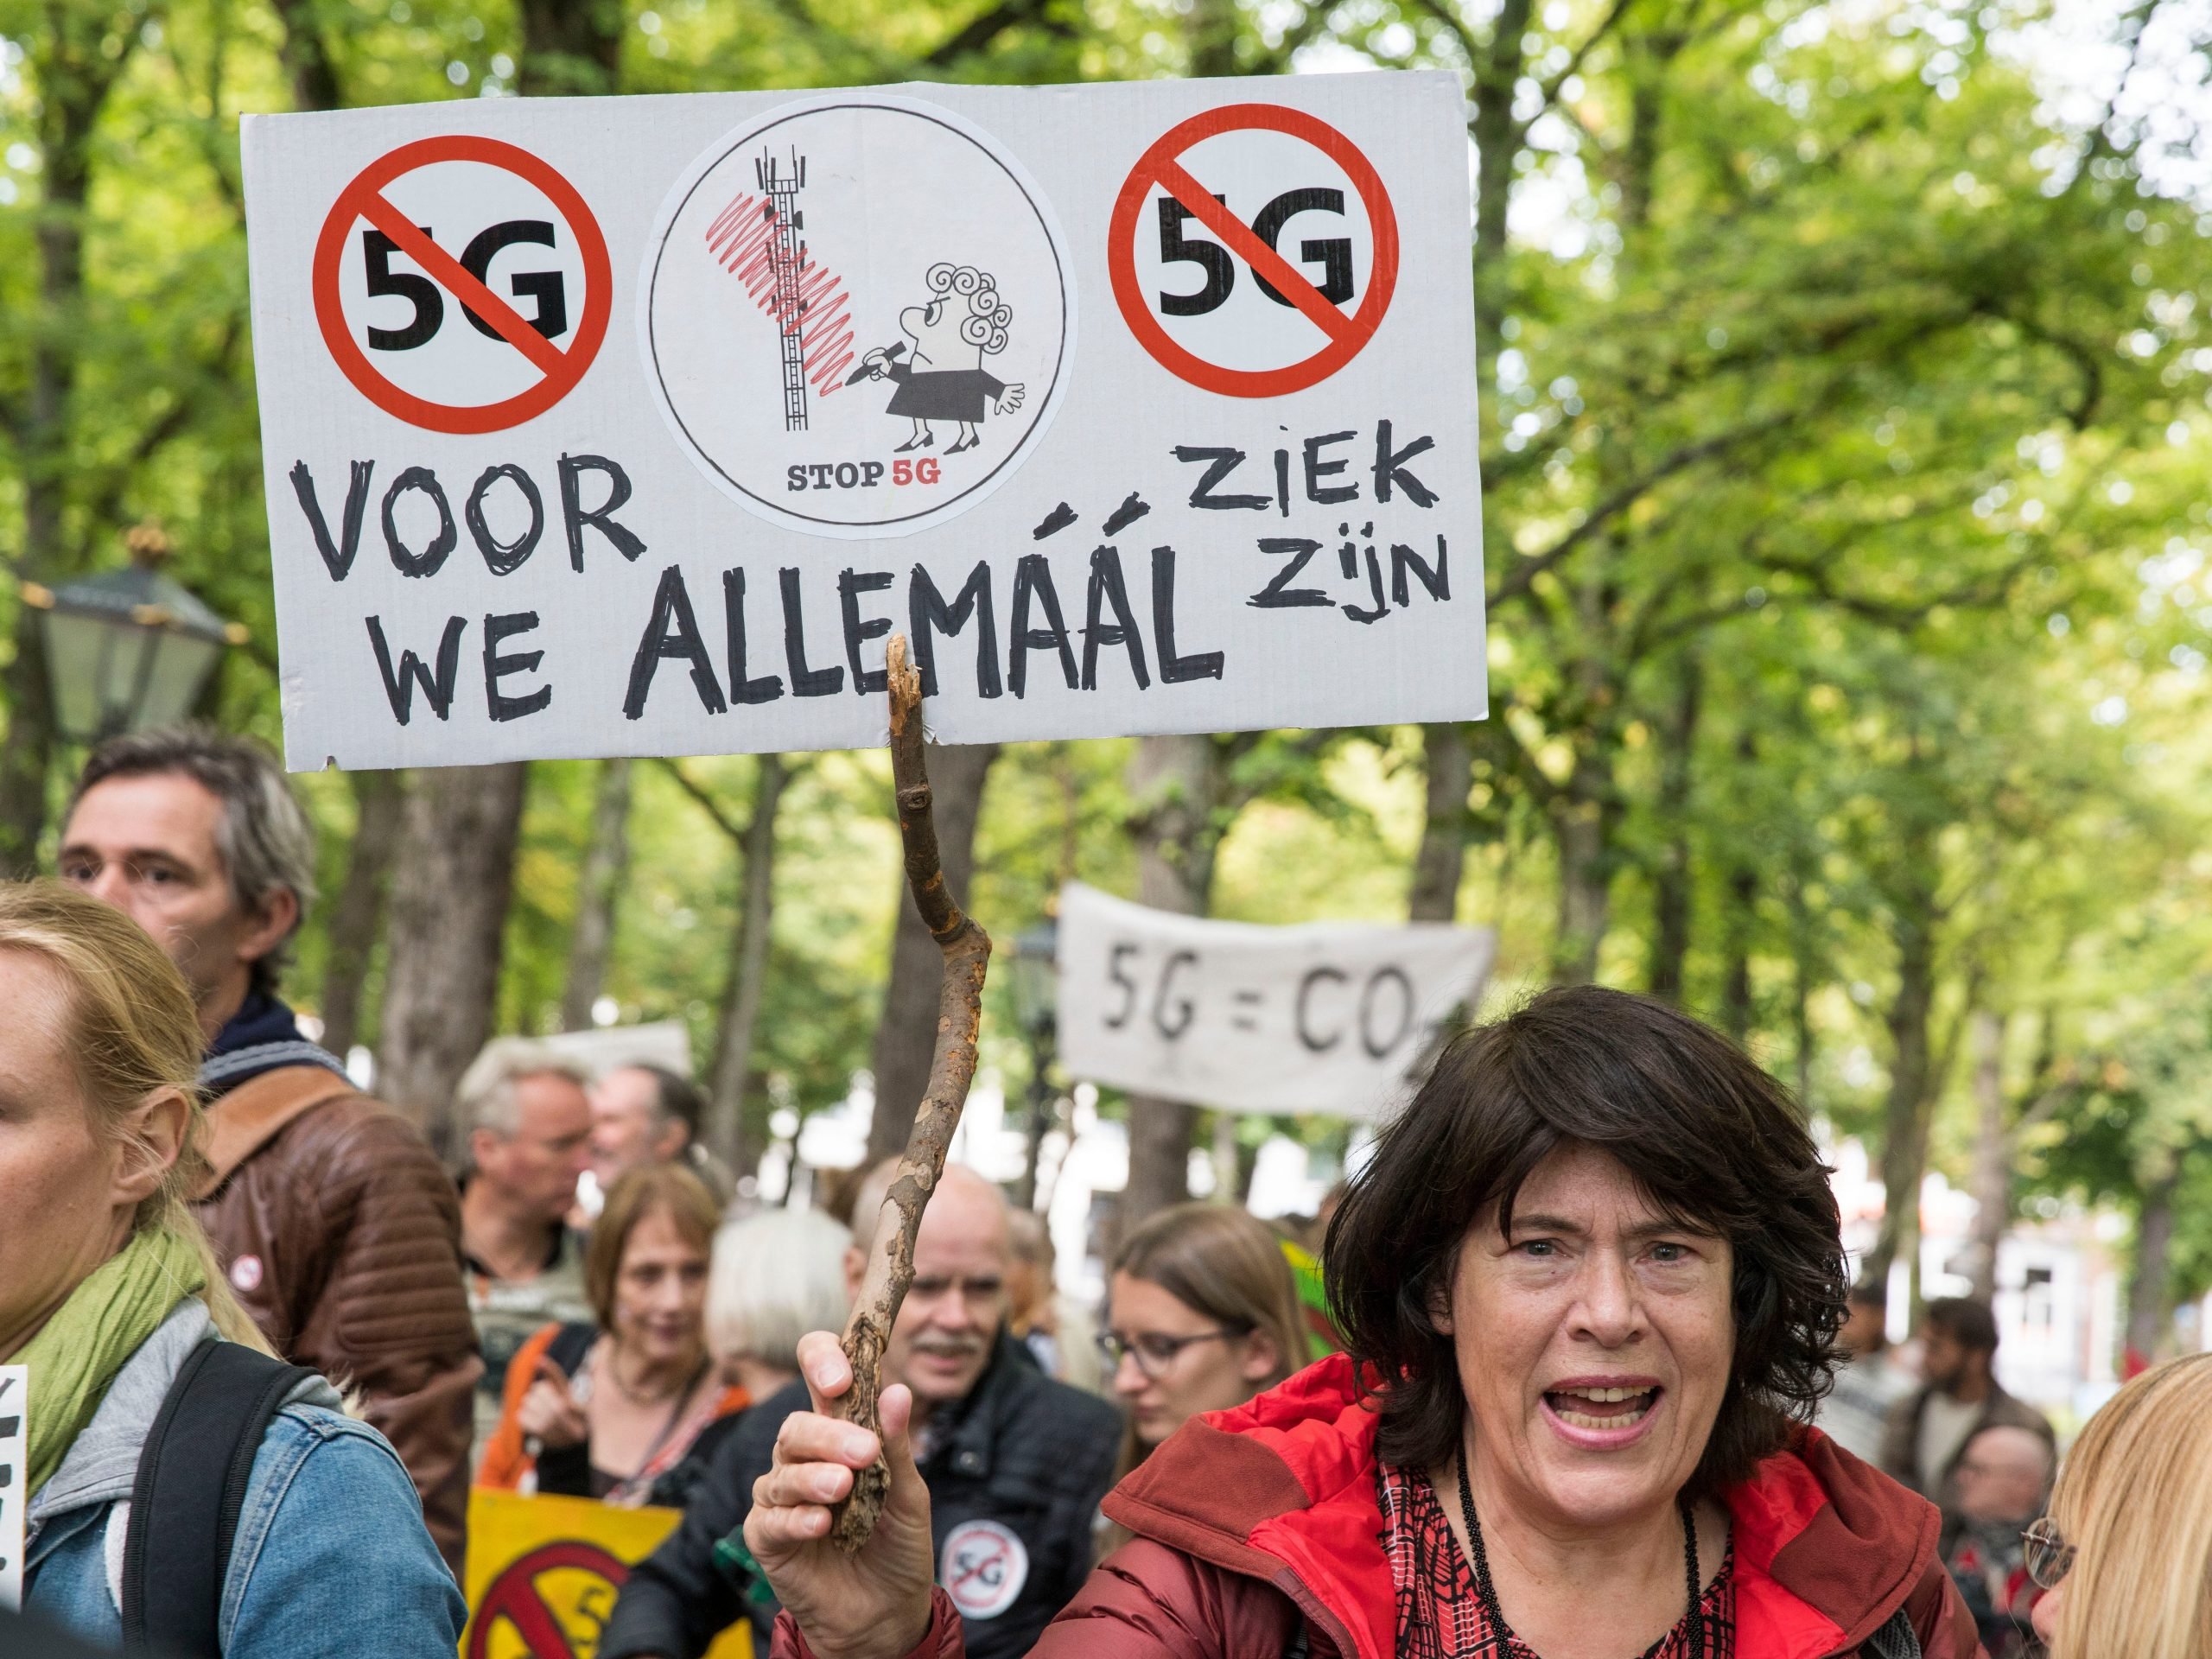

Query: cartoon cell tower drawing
left=756, top=148, right=810, bottom=432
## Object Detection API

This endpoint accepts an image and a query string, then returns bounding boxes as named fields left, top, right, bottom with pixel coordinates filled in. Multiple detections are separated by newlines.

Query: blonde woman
left=2028, top=1351, right=2212, bottom=1658
left=3, top=882, right=462, bottom=1656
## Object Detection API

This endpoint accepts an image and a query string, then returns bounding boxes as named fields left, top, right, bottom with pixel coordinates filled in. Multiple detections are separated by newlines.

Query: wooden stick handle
left=828, top=632, right=992, bottom=1553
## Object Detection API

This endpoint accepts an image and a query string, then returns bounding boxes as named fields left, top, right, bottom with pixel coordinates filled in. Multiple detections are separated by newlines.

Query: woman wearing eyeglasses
left=1101, top=1203, right=1305, bottom=1454
left=2024, top=1351, right=2212, bottom=1658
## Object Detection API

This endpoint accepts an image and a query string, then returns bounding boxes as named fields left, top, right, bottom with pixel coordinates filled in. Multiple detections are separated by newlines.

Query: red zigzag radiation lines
left=704, top=192, right=859, bottom=400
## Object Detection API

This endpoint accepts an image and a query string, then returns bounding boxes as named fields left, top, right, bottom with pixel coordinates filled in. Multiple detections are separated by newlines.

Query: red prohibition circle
left=1109, top=104, right=1400, bottom=399
left=312, top=135, right=612, bottom=435
left=465, top=1539, right=630, bottom=1659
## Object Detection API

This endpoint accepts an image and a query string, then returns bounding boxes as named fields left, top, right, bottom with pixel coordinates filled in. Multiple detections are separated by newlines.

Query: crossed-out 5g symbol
left=360, top=220, right=570, bottom=350
left=1155, top=188, right=1353, bottom=315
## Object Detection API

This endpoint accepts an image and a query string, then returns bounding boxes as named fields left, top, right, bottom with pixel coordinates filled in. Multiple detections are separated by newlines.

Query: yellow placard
left=461, top=1487, right=753, bottom=1659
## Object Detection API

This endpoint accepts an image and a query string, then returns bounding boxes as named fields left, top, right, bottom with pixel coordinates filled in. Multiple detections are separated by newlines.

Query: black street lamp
left=22, top=522, right=245, bottom=744
left=1007, top=918, right=1060, bottom=1211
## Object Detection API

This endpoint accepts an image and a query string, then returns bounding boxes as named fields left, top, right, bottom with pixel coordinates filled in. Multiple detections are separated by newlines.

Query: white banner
left=241, top=73, right=1484, bottom=770
left=0, top=1365, right=24, bottom=1611
left=1055, top=882, right=1494, bottom=1116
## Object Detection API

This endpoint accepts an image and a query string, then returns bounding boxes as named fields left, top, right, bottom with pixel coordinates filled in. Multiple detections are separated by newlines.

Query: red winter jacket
left=777, top=1353, right=1984, bottom=1659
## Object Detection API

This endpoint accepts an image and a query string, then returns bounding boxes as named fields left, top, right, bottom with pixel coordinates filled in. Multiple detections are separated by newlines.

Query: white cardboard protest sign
left=0, top=1365, right=25, bottom=1611
left=1056, top=881, right=1494, bottom=1116
left=241, top=73, right=1484, bottom=770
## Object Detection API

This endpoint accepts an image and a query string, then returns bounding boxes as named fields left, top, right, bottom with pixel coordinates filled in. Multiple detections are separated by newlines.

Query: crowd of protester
left=5, top=723, right=2211, bottom=1659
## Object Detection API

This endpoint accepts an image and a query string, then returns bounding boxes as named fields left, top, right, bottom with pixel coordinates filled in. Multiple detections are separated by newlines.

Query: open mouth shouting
left=1541, top=1377, right=1663, bottom=1447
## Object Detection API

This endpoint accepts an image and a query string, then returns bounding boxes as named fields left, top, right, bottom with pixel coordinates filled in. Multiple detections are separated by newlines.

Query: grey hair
left=457, top=1038, right=591, bottom=1141
left=72, top=725, right=318, bottom=996
left=707, top=1205, right=854, bottom=1369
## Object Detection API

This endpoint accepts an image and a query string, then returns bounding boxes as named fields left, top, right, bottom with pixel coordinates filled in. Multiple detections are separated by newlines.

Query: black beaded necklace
left=1453, top=1457, right=1706, bottom=1659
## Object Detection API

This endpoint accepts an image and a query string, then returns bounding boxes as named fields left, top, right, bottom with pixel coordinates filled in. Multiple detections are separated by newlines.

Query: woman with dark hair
left=740, top=986, right=1980, bottom=1659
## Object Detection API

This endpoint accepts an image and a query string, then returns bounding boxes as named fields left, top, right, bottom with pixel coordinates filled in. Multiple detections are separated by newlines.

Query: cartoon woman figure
left=851, top=264, right=1025, bottom=454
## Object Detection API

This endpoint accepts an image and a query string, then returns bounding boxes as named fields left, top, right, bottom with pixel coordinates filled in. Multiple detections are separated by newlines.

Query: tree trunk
left=707, top=753, right=786, bottom=1177
left=1868, top=898, right=1940, bottom=1295
left=378, top=763, right=530, bottom=1157
left=1549, top=777, right=1613, bottom=984
left=866, top=743, right=998, bottom=1164
left=1646, top=656, right=1701, bottom=1001
left=0, top=5, right=143, bottom=873
left=1789, top=876, right=1816, bottom=1110
left=1719, top=865, right=1756, bottom=1046
left=318, top=768, right=406, bottom=1060
left=0, top=609, right=54, bottom=876
left=1965, top=1009, right=2010, bottom=1304
left=268, top=0, right=345, bottom=110
left=1408, top=723, right=1473, bottom=923
left=1119, top=733, right=1222, bottom=1228
left=518, top=0, right=623, bottom=94
left=1468, top=0, right=1530, bottom=377
left=2126, top=1160, right=2178, bottom=1363
left=558, top=758, right=632, bottom=1031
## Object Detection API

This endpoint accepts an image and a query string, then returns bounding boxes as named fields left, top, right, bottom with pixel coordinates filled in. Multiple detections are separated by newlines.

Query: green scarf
left=18, top=1224, right=206, bottom=1498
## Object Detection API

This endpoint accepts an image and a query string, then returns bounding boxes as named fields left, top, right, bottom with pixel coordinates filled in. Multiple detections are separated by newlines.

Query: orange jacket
left=477, top=1320, right=749, bottom=1497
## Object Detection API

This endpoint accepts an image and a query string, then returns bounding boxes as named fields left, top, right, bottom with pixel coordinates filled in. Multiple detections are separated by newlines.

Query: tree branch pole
left=830, top=632, right=993, bottom=1552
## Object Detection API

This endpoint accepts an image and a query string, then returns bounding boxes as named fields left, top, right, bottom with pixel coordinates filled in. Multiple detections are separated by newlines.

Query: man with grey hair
left=456, top=1039, right=595, bottom=1451
left=60, top=725, right=479, bottom=1573
left=602, top=1160, right=1120, bottom=1659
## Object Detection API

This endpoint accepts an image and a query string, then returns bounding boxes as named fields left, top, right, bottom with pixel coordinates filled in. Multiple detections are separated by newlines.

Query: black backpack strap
left=120, top=1338, right=316, bottom=1657
left=543, top=1319, right=599, bottom=1379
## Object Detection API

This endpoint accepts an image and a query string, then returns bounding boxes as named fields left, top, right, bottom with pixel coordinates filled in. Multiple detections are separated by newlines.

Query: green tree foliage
left=2, top=0, right=2209, bottom=1351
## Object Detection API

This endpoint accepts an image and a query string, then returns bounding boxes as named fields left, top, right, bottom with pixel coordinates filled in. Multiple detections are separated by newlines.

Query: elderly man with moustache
left=598, top=1160, right=1119, bottom=1659
left=56, top=727, right=478, bottom=1574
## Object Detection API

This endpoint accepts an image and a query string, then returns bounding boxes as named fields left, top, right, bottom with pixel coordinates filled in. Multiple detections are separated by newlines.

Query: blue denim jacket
left=23, top=1300, right=465, bottom=1657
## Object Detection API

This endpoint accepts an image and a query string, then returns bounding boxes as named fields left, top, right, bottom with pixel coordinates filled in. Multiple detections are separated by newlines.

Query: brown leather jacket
left=194, top=1065, right=480, bottom=1575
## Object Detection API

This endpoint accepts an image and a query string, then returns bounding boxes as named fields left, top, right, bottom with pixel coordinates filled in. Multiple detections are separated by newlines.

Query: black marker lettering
left=721, top=569, right=785, bottom=704
left=1302, top=430, right=1358, bottom=505
left=559, top=454, right=647, bottom=569
left=1007, top=553, right=1077, bottom=699
left=780, top=567, right=843, bottom=697
left=366, top=614, right=464, bottom=725
left=1372, top=422, right=1438, bottom=506
left=1343, top=544, right=1389, bottom=624
left=1173, top=445, right=1269, bottom=511
left=1080, top=546, right=1150, bottom=691
left=290, top=459, right=374, bottom=582
left=1249, top=537, right=1332, bottom=610
left=910, top=563, right=1002, bottom=699
left=482, top=609, right=550, bottom=721
left=1391, top=537, right=1450, bottom=605
left=1295, top=965, right=1348, bottom=1052
left=465, top=463, right=544, bottom=576
left=381, top=466, right=456, bottom=578
left=838, top=568, right=894, bottom=696
left=1153, top=545, right=1225, bottom=682
left=624, top=564, right=726, bottom=720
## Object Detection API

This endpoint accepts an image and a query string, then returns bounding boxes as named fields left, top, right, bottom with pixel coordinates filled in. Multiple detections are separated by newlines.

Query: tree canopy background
left=3, top=0, right=2209, bottom=1357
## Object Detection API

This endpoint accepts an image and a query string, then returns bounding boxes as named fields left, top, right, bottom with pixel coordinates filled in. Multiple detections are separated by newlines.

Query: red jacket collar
left=1103, top=1354, right=1942, bottom=1659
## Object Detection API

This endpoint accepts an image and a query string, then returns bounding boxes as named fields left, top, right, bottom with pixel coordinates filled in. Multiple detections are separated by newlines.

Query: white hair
left=849, top=1155, right=1007, bottom=1256
left=457, top=1037, right=590, bottom=1139
left=708, top=1205, right=854, bottom=1369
